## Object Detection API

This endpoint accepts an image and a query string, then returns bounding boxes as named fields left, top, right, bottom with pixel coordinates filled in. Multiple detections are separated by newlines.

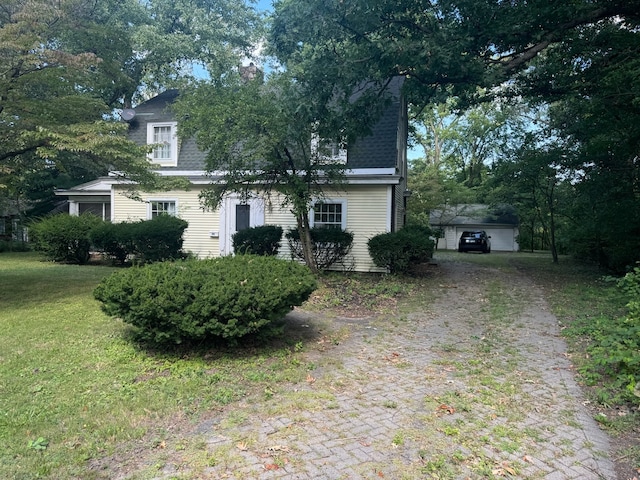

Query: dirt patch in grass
left=303, top=264, right=439, bottom=319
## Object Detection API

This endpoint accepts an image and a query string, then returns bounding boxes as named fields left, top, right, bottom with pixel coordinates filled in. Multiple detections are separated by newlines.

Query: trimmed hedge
left=93, top=255, right=317, bottom=346
left=129, top=215, right=188, bottom=263
left=286, top=227, right=354, bottom=270
left=30, top=213, right=103, bottom=264
left=90, top=221, right=134, bottom=264
left=232, top=225, right=283, bottom=256
left=90, top=215, right=188, bottom=264
left=31, top=214, right=188, bottom=265
left=368, top=225, right=435, bottom=274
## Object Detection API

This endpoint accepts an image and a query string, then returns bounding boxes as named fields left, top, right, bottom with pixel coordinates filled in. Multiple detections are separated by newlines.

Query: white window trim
left=311, top=132, right=347, bottom=165
left=146, top=121, right=178, bottom=167
left=310, top=198, right=347, bottom=230
left=147, top=198, right=178, bottom=219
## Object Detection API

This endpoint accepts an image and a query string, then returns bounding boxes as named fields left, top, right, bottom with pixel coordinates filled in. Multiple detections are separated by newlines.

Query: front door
left=220, top=196, right=265, bottom=255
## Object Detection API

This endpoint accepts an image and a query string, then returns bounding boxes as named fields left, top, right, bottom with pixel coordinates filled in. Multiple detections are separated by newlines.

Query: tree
left=174, top=71, right=393, bottom=272
left=490, top=137, right=570, bottom=263
left=1, top=0, right=262, bottom=216
left=271, top=0, right=640, bottom=106
left=270, top=0, right=640, bottom=269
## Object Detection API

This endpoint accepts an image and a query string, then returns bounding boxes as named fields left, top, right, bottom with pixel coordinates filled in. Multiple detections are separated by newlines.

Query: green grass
left=0, top=253, right=312, bottom=479
left=2, top=250, right=638, bottom=478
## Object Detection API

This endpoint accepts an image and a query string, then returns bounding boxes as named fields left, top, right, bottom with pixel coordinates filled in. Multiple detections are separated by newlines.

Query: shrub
left=93, top=255, right=317, bottom=346
left=232, top=225, right=283, bottom=256
left=30, top=214, right=103, bottom=264
left=0, top=240, right=30, bottom=253
left=90, top=222, right=135, bottom=264
left=579, top=266, right=640, bottom=403
left=286, top=227, right=354, bottom=270
left=367, top=225, right=435, bottom=274
left=129, top=215, right=188, bottom=263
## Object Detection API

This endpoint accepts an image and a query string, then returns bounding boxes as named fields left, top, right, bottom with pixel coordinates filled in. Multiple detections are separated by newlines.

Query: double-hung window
left=149, top=200, right=177, bottom=219
left=313, top=201, right=346, bottom=229
left=311, top=130, right=347, bottom=165
left=147, top=122, right=178, bottom=166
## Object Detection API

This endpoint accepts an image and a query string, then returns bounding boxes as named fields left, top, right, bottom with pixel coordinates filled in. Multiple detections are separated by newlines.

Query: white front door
left=219, top=196, right=265, bottom=255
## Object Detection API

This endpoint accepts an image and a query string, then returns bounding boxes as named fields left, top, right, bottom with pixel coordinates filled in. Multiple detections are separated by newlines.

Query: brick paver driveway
left=190, top=255, right=617, bottom=479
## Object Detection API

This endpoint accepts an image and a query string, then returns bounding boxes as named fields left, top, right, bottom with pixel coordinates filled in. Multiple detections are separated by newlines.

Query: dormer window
left=147, top=122, right=178, bottom=166
left=311, top=132, right=347, bottom=165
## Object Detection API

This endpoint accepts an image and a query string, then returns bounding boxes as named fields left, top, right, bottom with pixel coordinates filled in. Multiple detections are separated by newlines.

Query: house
left=429, top=204, right=519, bottom=252
left=56, top=80, right=409, bottom=272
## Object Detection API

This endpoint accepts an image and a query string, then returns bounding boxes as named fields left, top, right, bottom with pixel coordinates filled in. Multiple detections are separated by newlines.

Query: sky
left=256, top=0, right=273, bottom=13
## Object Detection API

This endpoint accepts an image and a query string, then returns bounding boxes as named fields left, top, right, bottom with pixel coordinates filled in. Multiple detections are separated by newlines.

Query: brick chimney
left=239, top=62, right=263, bottom=82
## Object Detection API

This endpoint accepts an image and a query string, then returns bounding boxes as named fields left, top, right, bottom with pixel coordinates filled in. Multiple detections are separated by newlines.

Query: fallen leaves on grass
left=437, top=404, right=456, bottom=415
left=384, top=352, right=401, bottom=363
left=492, top=461, right=517, bottom=476
left=267, top=445, right=290, bottom=453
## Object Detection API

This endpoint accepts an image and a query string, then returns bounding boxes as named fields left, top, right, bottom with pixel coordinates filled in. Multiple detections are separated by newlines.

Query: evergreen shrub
left=129, top=215, right=188, bottom=263
left=30, top=213, right=103, bottom=264
left=90, top=222, right=135, bottom=264
left=232, top=225, right=283, bottom=256
left=286, top=227, right=354, bottom=270
left=368, top=225, right=435, bottom=274
left=93, top=255, right=317, bottom=346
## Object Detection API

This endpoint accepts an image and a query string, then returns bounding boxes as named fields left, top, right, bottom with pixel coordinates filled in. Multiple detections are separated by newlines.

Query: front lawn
left=0, top=253, right=316, bottom=479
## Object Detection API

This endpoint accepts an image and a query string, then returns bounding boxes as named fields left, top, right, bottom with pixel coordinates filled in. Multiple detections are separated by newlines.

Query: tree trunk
left=547, top=183, right=559, bottom=264
left=295, top=209, right=318, bottom=273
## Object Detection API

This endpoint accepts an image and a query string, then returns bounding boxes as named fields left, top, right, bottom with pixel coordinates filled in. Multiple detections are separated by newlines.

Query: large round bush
left=368, top=225, right=435, bottom=274
left=30, top=213, right=103, bottom=264
left=93, top=255, right=317, bottom=345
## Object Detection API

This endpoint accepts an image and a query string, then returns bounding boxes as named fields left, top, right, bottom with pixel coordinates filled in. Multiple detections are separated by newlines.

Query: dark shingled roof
left=128, top=78, right=405, bottom=172
left=430, top=204, right=519, bottom=226
left=128, top=90, right=207, bottom=170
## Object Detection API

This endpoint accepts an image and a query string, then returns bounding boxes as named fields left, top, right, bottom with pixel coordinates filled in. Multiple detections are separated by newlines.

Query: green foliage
left=569, top=267, right=640, bottom=404
left=1, top=0, right=261, bottom=221
left=0, top=240, right=30, bottom=253
left=232, top=225, right=283, bottom=256
left=368, top=225, right=434, bottom=274
left=93, top=256, right=317, bottom=346
left=90, top=222, right=135, bottom=264
left=30, top=214, right=103, bottom=264
left=286, top=227, right=354, bottom=270
left=27, top=437, right=49, bottom=451
left=127, top=215, right=188, bottom=263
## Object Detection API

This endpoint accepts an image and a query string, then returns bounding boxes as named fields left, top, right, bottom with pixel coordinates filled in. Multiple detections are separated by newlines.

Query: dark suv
left=458, top=230, right=491, bottom=253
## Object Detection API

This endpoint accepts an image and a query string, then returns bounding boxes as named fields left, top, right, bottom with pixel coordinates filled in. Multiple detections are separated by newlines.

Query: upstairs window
left=311, top=132, right=347, bottom=165
left=147, top=122, right=178, bottom=166
left=149, top=200, right=177, bottom=219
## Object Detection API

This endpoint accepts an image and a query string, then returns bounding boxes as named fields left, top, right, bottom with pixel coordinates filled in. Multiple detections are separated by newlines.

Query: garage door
left=455, top=227, right=517, bottom=252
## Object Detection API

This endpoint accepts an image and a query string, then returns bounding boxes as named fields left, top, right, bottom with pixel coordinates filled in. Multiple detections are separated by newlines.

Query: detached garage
left=430, top=204, right=519, bottom=252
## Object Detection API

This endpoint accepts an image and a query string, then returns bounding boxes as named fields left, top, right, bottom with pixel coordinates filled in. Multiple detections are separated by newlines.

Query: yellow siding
left=265, top=186, right=390, bottom=272
left=340, top=185, right=390, bottom=272
left=113, top=184, right=391, bottom=271
left=112, top=185, right=220, bottom=257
